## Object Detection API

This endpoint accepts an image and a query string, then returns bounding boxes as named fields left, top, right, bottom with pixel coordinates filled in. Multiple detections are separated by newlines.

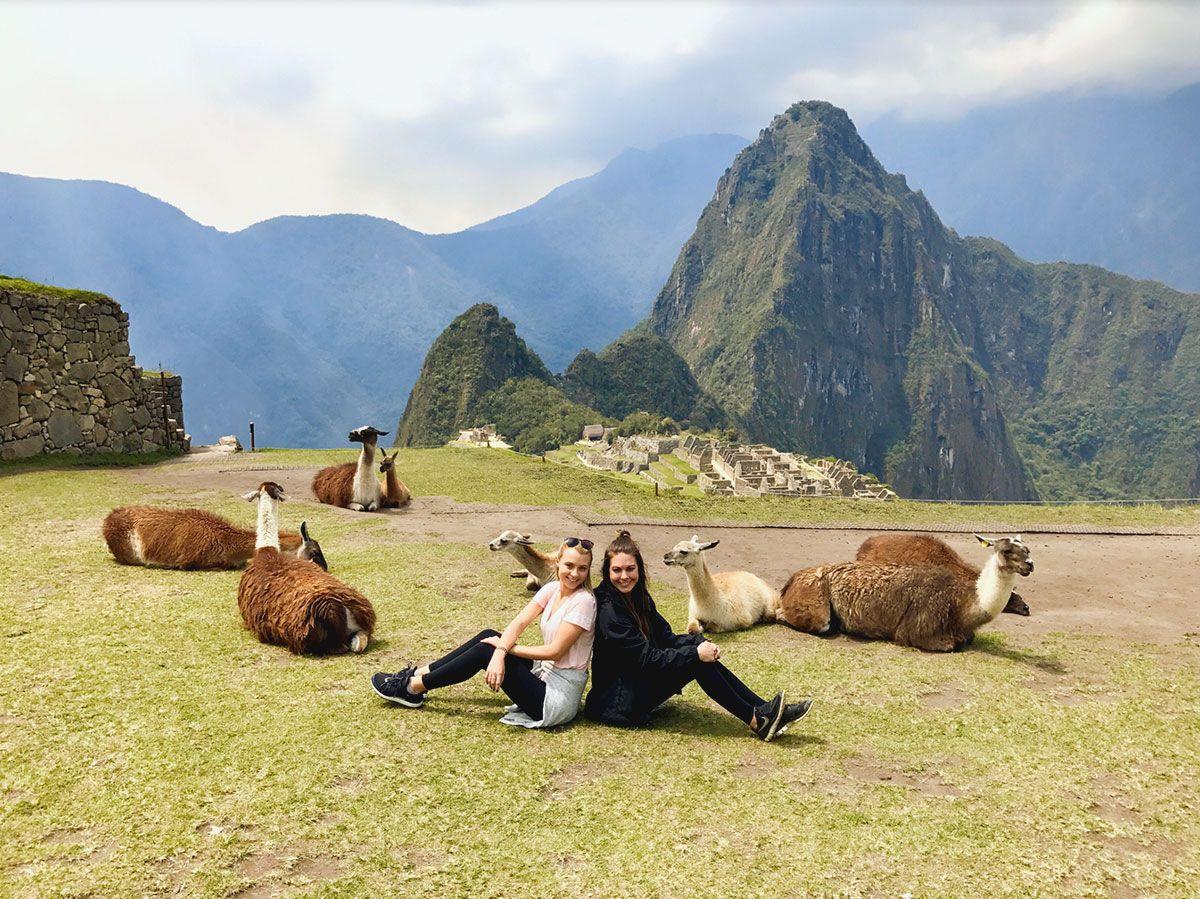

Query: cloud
left=1, top=1, right=1197, bottom=232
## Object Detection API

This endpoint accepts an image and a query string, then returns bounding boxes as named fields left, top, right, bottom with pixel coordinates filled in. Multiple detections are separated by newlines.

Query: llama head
left=975, top=534, right=1034, bottom=577
left=663, top=534, right=720, bottom=567
left=489, top=530, right=535, bottom=552
left=349, top=425, right=389, bottom=445
left=242, top=481, right=287, bottom=503
left=297, top=521, right=329, bottom=571
left=378, top=448, right=397, bottom=474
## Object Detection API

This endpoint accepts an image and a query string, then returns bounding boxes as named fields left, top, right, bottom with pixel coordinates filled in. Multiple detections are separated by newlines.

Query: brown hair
left=600, top=530, right=652, bottom=637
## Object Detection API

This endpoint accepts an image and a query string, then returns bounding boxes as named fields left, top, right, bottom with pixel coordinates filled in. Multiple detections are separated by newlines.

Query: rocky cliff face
left=395, top=303, right=553, bottom=447
left=646, top=102, right=1035, bottom=499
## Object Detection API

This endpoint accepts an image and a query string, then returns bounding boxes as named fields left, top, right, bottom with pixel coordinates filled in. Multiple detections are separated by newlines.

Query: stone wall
left=1, top=280, right=188, bottom=460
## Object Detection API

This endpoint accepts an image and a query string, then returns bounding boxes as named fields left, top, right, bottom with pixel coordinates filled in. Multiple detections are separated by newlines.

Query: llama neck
left=355, top=442, right=377, bottom=477
left=255, top=496, right=281, bottom=550
left=684, top=558, right=719, bottom=612
left=973, top=553, right=1016, bottom=624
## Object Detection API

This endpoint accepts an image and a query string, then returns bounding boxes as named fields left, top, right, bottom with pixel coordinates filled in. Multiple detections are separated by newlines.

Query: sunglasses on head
left=564, top=537, right=593, bottom=551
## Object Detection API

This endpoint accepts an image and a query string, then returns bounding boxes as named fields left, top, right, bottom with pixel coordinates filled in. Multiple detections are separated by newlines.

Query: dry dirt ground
left=128, top=455, right=1200, bottom=646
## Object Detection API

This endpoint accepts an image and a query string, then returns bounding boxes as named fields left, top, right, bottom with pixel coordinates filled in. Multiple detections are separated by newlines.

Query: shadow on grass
left=972, top=634, right=1066, bottom=674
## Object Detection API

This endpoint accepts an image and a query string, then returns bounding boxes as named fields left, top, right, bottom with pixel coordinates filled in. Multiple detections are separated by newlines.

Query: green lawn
left=1, top=455, right=1198, bottom=896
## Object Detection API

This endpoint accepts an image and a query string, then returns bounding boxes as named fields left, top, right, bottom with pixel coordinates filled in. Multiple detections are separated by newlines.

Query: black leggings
left=421, top=629, right=546, bottom=719
left=635, top=660, right=765, bottom=725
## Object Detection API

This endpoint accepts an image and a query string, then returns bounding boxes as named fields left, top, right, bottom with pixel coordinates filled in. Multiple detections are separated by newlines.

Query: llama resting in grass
left=378, top=448, right=412, bottom=508
left=777, top=535, right=1034, bottom=652
left=312, top=425, right=389, bottom=511
left=102, top=506, right=315, bottom=570
left=856, top=533, right=1030, bottom=616
left=663, top=535, right=779, bottom=634
left=488, top=530, right=557, bottom=591
left=238, top=482, right=375, bottom=655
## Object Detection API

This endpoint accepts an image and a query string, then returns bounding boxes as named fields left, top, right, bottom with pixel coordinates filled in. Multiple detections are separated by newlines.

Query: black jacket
left=583, top=582, right=704, bottom=726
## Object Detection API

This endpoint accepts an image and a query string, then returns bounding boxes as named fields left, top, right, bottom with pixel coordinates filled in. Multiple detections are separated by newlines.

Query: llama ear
left=701, top=540, right=720, bottom=551
left=974, top=533, right=993, bottom=547
left=690, top=534, right=700, bottom=544
left=242, top=489, right=260, bottom=502
left=517, top=534, right=535, bottom=545
left=300, top=521, right=311, bottom=540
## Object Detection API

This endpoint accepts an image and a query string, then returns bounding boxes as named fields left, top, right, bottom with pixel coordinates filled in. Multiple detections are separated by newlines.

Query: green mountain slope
left=396, top=304, right=604, bottom=453
left=646, top=101, right=1035, bottom=500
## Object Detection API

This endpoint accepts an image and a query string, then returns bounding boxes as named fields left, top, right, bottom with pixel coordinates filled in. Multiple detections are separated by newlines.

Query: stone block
left=93, top=424, right=108, bottom=446
left=2, top=433, right=44, bottom=458
left=109, top=405, right=133, bottom=432
left=99, top=375, right=134, bottom=404
left=14, top=331, right=37, bottom=353
left=67, top=361, right=98, bottom=382
left=58, top=384, right=88, bottom=411
left=0, top=381, right=19, bottom=426
left=97, top=315, right=118, bottom=332
left=2, top=353, right=24, bottom=381
left=66, top=343, right=90, bottom=364
left=47, top=409, right=83, bottom=446
left=24, top=396, right=49, bottom=421
left=0, top=304, right=18, bottom=330
left=15, top=419, right=41, bottom=438
left=132, top=405, right=151, bottom=428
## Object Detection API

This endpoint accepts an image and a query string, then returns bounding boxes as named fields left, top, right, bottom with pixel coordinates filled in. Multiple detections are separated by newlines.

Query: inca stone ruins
left=1, top=278, right=188, bottom=460
left=578, top=433, right=896, bottom=499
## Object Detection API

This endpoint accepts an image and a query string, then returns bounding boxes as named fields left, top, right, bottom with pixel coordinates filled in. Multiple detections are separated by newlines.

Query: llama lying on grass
left=663, top=535, right=779, bottom=633
left=312, top=425, right=389, bottom=512
left=488, top=530, right=557, bottom=591
left=238, top=482, right=375, bottom=655
left=856, top=533, right=1030, bottom=615
left=378, top=448, right=412, bottom=508
left=102, top=506, right=315, bottom=570
left=777, top=535, right=1034, bottom=652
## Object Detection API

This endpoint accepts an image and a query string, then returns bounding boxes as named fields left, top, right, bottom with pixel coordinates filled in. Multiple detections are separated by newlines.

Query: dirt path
left=126, top=454, right=1200, bottom=645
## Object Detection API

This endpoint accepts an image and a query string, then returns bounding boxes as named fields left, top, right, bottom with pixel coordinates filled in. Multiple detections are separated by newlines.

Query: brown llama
left=312, top=425, right=388, bottom=511
left=238, top=482, right=375, bottom=655
left=378, top=448, right=411, bottom=508
left=856, top=533, right=1030, bottom=616
left=102, top=506, right=310, bottom=570
left=777, top=536, right=1034, bottom=652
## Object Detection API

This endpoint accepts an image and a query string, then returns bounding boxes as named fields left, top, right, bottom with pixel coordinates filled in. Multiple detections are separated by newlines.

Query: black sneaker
left=751, top=691, right=786, bottom=742
left=777, top=698, right=813, bottom=735
left=371, top=666, right=424, bottom=707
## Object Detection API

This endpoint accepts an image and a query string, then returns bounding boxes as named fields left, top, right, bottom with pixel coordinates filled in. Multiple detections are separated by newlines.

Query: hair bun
left=616, top=529, right=632, bottom=539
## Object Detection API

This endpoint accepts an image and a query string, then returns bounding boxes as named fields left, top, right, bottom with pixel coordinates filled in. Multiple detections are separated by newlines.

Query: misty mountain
left=864, top=83, right=1200, bottom=293
left=0, top=132, right=746, bottom=446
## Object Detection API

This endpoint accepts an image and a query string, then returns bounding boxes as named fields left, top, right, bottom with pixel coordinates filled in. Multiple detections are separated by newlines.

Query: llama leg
left=366, top=501, right=379, bottom=512
left=346, top=610, right=369, bottom=653
left=348, top=502, right=365, bottom=512
left=687, top=618, right=703, bottom=634
left=510, top=569, right=530, bottom=578
left=525, top=574, right=540, bottom=591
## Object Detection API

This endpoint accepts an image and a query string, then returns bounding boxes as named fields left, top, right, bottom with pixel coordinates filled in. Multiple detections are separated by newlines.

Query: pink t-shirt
left=532, top=581, right=596, bottom=672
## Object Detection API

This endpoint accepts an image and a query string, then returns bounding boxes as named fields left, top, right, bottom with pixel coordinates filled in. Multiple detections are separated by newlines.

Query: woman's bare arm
left=506, top=622, right=585, bottom=662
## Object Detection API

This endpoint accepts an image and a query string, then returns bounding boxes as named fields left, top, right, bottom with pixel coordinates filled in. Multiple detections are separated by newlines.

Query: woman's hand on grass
left=697, top=641, right=721, bottom=663
left=485, top=649, right=506, bottom=691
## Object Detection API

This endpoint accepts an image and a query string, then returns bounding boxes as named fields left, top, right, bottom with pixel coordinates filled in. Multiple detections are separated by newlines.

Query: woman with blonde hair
left=371, top=537, right=596, bottom=728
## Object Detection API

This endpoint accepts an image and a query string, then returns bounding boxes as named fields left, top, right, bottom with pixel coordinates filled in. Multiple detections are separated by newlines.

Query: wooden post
left=655, top=481, right=659, bottom=497
left=160, top=370, right=170, bottom=448
left=249, top=421, right=256, bottom=453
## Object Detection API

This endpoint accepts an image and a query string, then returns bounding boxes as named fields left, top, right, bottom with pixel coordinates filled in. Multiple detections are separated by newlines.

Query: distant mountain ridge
left=0, top=133, right=747, bottom=446
left=864, top=83, right=1200, bottom=293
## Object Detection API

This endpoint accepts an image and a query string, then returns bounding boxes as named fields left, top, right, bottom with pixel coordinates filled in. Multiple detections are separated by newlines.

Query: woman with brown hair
left=584, top=531, right=811, bottom=741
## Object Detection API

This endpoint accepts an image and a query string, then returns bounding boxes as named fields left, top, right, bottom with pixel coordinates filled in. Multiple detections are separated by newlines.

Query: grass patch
left=243, top=447, right=1200, bottom=528
left=1, top=460, right=1198, bottom=895
left=0, top=449, right=183, bottom=476
left=0, top=274, right=112, bottom=304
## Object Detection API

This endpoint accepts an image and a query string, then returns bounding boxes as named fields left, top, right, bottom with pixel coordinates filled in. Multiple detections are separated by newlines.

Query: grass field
left=2, top=451, right=1198, bottom=896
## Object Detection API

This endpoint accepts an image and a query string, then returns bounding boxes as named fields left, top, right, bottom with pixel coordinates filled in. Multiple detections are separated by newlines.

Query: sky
left=3, top=0, right=1199, bottom=233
